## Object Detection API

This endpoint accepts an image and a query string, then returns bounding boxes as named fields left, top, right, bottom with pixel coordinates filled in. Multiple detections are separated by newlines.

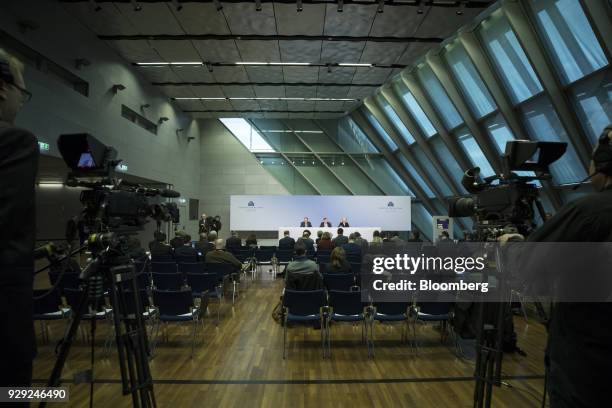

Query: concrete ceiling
left=62, top=0, right=492, bottom=119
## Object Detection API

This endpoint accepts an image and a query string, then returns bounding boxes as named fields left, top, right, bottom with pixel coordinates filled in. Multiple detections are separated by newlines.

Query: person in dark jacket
left=297, top=230, right=315, bottom=253
left=225, top=231, right=242, bottom=251
left=278, top=230, right=295, bottom=250
left=245, top=233, right=258, bottom=248
left=338, top=217, right=349, bottom=227
left=150, top=232, right=173, bottom=258
left=174, top=234, right=198, bottom=262
left=205, top=239, right=243, bottom=271
left=0, top=48, right=37, bottom=387
left=332, top=228, right=348, bottom=248
left=342, top=233, right=362, bottom=262
left=285, top=241, right=322, bottom=290
left=300, top=217, right=312, bottom=227
left=319, top=217, right=332, bottom=227
left=326, top=247, right=351, bottom=274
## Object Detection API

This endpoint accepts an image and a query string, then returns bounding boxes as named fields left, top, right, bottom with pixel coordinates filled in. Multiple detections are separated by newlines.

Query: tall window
left=398, top=153, right=435, bottom=198
left=455, top=128, right=495, bottom=177
left=431, top=137, right=468, bottom=194
left=528, top=0, right=608, bottom=85
left=412, top=144, right=453, bottom=196
left=219, top=118, right=274, bottom=152
left=570, top=70, right=612, bottom=145
left=479, top=12, right=543, bottom=104
left=379, top=96, right=415, bottom=144
left=417, top=65, right=463, bottom=130
left=397, top=83, right=437, bottom=137
left=364, top=109, right=398, bottom=151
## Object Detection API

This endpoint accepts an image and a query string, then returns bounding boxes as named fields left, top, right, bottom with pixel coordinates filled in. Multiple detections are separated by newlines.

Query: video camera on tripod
left=448, top=140, right=567, bottom=240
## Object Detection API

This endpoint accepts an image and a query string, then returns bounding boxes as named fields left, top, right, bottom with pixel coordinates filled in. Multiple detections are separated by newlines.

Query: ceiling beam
left=184, top=110, right=346, bottom=113
left=100, top=34, right=444, bottom=43
left=64, top=0, right=494, bottom=7
left=153, top=82, right=381, bottom=87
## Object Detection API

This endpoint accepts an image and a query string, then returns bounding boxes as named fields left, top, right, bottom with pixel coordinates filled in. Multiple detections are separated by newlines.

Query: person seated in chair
left=169, top=231, right=185, bottom=249
left=150, top=232, right=173, bottom=258
left=342, top=233, right=362, bottom=262
left=316, top=231, right=333, bottom=251
left=332, top=227, right=348, bottom=248
left=297, top=230, right=315, bottom=254
left=285, top=241, right=323, bottom=291
left=225, top=231, right=242, bottom=251
left=319, top=217, right=332, bottom=227
left=206, top=239, right=243, bottom=280
left=174, top=234, right=198, bottom=261
left=327, top=247, right=351, bottom=274
left=300, top=217, right=312, bottom=227
left=338, top=217, right=349, bottom=227
left=278, top=230, right=295, bottom=250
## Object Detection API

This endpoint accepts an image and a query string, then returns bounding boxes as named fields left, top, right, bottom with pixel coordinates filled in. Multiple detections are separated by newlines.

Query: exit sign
left=38, top=141, right=50, bottom=151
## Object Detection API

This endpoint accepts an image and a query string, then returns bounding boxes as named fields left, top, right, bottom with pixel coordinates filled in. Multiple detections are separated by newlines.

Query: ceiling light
left=172, top=97, right=358, bottom=102
left=377, top=0, right=384, bottom=13
left=417, top=9, right=424, bottom=14
left=38, top=182, right=64, bottom=188
left=338, top=63, right=373, bottom=67
left=130, top=0, right=142, bottom=11
left=456, top=1, right=465, bottom=15
left=297, top=0, right=303, bottom=12
left=255, top=0, right=262, bottom=11
left=337, top=0, right=343, bottom=12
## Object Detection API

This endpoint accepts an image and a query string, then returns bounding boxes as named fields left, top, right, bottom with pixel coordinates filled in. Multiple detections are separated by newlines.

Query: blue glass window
left=479, top=12, right=544, bottom=104
left=444, top=41, right=497, bottom=118
left=412, top=203, right=433, bottom=241
left=397, top=152, right=435, bottom=198
left=570, top=70, right=612, bottom=146
left=396, top=83, right=437, bottom=137
left=219, top=118, right=275, bottom=152
left=528, top=0, right=608, bottom=85
left=456, top=128, right=495, bottom=177
left=333, top=117, right=379, bottom=153
left=379, top=96, right=416, bottom=144
left=364, top=109, right=398, bottom=151
left=417, top=65, right=463, bottom=130
left=412, top=144, right=453, bottom=197
left=431, top=137, right=468, bottom=194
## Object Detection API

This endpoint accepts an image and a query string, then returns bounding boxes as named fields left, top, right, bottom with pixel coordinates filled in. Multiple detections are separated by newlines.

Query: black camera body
left=448, top=140, right=567, bottom=240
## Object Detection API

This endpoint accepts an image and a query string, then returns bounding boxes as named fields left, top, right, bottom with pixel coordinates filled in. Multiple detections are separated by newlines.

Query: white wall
left=1, top=0, right=201, bottom=239
left=199, top=119, right=289, bottom=242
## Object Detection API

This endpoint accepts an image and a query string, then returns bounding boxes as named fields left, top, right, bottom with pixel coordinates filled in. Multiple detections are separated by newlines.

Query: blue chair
left=186, top=273, right=222, bottom=325
left=33, top=288, right=71, bottom=344
left=282, top=289, right=328, bottom=359
left=151, top=262, right=177, bottom=274
left=135, top=272, right=151, bottom=289
left=152, top=272, right=184, bottom=291
left=151, top=254, right=174, bottom=262
left=410, top=302, right=454, bottom=352
left=63, top=288, right=114, bottom=351
left=176, top=254, right=198, bottom=264
left=323, top=273, right=356, bottom=291
left=255, top=248, right=275, bottom=271
left=328, top=290, right=367, bottom=355
left=276, top=249, right=293, bottom=264
left=122, top=289, right=158, bottom=337
left=368, top=302, right=410, bottom=357
left=205, top=263, right=240, bottom=304
left=316, top=254, right=331, bottom=265
left=152, top=289, right=202, bottom=358
left=178, top=262, right=205, bottom=275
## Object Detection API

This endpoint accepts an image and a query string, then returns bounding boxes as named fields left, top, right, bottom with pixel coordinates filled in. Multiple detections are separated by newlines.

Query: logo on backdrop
left=387, top=201, right=394, bottom=207
left=248, top=201, right=255, bottom=207
left=239, top=200, right=262, bottom=209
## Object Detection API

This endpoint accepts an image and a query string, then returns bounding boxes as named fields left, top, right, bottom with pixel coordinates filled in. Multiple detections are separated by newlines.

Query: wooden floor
left=32, top=272, right=547, bottom=407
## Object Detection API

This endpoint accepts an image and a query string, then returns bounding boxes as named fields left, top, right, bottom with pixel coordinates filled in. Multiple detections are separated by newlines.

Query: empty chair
left=410, top=302, right=454, bottom=352
left=152, top=289, right=202, bottom=358
left=178, top=262, right=205, bottom=275
left=328, top=290, right=367, bottom=355
left=150, top=262, right=177, bottom=274
left=255, top=248, right=275, bottom=270
left=205, top=263, right=239, bottom=304
left=63, top=288, right=114, bottom=351
left=323, top=273, right=356, bottom=291
left=122, top=289, right=158, bottom=336
left=33, top=288, right=71, bottom=344
left=282, top=289, right=327, bottom=359
left=152, top=272, right=184, bottom=291
left=368, top=302, right=411, bottom=357
left=186, top=273, right=222, bottom=325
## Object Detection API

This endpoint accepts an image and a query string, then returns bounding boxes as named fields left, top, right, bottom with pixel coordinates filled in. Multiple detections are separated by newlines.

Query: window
left=520, top=95, right=587, bottom=184
left=397, top=83, right=437, bottom=137
left=354, top=155, right=414, bottom=196
left=219, top=118, right=275, bottom=152
left=479, top=12, right=543, bottom=104
left=528, top=0, right=608, bottom=85
left=570, top=70, right=612, bottom=146
left=431, top=137, right=468, bottom=194
left=329, top=117, right=379, bottom=153
left=122, top=105, right=158, bottom=135
left=412, top=144, right=453, bottom=197
left=364, top=109, right=398, bottom=151
left=412, top=203, right=433, bottom=241
left=456, top=127, right=495, bottom=177
left=417, top=65, right=463, bottom=130
left=379, top=96, right=415, bottom=144
left=397, top=152, right=435, bottom=198
left=444, top=41, right=496, bottom=118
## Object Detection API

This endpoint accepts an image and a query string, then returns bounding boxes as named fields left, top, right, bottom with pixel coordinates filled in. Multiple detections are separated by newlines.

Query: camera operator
left=0, top=48, right=38, bottom=387
left=502, top=125, right=612, bottom=407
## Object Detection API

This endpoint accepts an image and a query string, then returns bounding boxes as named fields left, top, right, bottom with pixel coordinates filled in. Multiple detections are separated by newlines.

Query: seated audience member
left=205, top=239, right=243, bottom=276
left=169, top=231, right=185, bottom=249
left=246, top=233, right=258, bottom=248
left=319, top=217, right=332, bottom=227
left=371, top=230, right=383, bottom=246
left=195, top=233, right=208, bottom=253
left=315, top=230, right=323, bottom=244
left=174, top=234, right=198, bottom=261
left=126, top=237, right=147, bottom=261
left=332, top=227, right=348, bottom=247
left=297, top=230, right=315, bottom=253
left=278, top=230, right=295, bottom=250
left=226, top=231, right=242, bottom=251
left=390, top=231, right=404, bottom=243
left=327, top=247, right=351, bottom=274
left=317, top=232, right=333, bottom=251
left=353, top=231, right=368, bottom=253
left=285, top=241, right=323, bottom=290
left=338, top=217, right=349, bottom=227
left=408, top=231, right=423, bottom=242
left=342, top=233, right=362, bottom=261
left=300, top=217, right=312, bottom=227
left=150, top=232, right=173, bottom=258
left=438, top=231, right=451, bottom=242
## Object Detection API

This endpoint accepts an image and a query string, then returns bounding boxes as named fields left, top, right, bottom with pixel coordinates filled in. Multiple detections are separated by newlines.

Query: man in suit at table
left=338, top=217, right=350, bottom=227
left=278, top=230, right=295, bottom=250
left=319, top=217, right=332, bottom=227
left=300, top=217, right=312, bottom=227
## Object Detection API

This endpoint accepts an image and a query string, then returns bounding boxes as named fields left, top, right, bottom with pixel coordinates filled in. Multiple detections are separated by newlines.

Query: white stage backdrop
left=230, top=195, right=411, bottom=231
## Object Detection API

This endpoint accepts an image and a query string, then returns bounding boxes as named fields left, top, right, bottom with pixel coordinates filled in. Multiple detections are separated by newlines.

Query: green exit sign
left=38, top=141, right=50, bottom=151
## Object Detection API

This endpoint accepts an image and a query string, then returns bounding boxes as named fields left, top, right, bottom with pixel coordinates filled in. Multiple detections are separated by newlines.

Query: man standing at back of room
left=0, top=48, right=38, bottom=388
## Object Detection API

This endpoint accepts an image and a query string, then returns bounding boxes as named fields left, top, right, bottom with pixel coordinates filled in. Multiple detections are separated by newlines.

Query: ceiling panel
left=285, top=86, right=317, bottom=98
left=343, top=101, right=361, bottom=112
left=106, top=40, right=161, bottom=62
left=138, top=66, right=182, bottom=83
left=316, top=86, right=350, bottom=98
left=211, top=66, right=250, bottom=82
left=323, top=4, right=378, bottom=36
left=253, top=85, right=286, bottom=98
left=317, top=67, right=355, bottom=84
left=201, top=100, right=234, bottom=110
left=192, top=40, right=241, bottom=61
left=62, top=4, right=136, bottom=35
left=230, top=100, right=261, bottom=110
left=274, top=4, right=326, bottom=35
left=360, top=42, right=408, bottom=64
left=245, top=66, right=284, bottom=83
left=317, top=112, right=344, bottom=119
left=347, top=86, right=376, bottom=99
left=320, top=41, right=366, bottom=63
left=235, top=40, right=281, bottom=62
left=369, top=6, right=428, bottom=37
left=171, top=66, right=215, bottom=82
left=170, top=4, right=230, bottom=34
left=175, top=99, right=205, bottom=111
left=283, top=67, right=319, bottom=83
left=416, top=6, right=482, bottom=38
left=352, top=67, right=393, bottom=84
left=279, top=40, right=322, bottom=63
left=191, top=85, right=225, bottom=97
left=222, top=3, right=277, bottom=35
left=290, top=112, right=315, bottom=119
left=287, top=101, right=316, bottom=111
left=190, top=112, right=215, bottom=119
left=156, top=85, right=196, bottom=98
left=222, top=85, right=256, bottom=98
left=151, top=40, right=201, bottom=61
left=259, top=101, right=289, bottom=111
left=114, top=3, right=184, bottom=35
left=397, top=43, right=435, bottom=65
left=315, top=100, right=346, bottom=111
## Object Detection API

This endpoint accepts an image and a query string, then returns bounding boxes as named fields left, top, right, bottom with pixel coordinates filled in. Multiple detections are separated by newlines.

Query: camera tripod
left=39, top=233, right=156, bottom=408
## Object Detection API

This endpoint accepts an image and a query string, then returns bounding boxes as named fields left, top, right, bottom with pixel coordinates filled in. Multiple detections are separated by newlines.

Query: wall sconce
left=158, top=117, right=169, bottom=124
left=112, top=84, right=126, bottom=94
